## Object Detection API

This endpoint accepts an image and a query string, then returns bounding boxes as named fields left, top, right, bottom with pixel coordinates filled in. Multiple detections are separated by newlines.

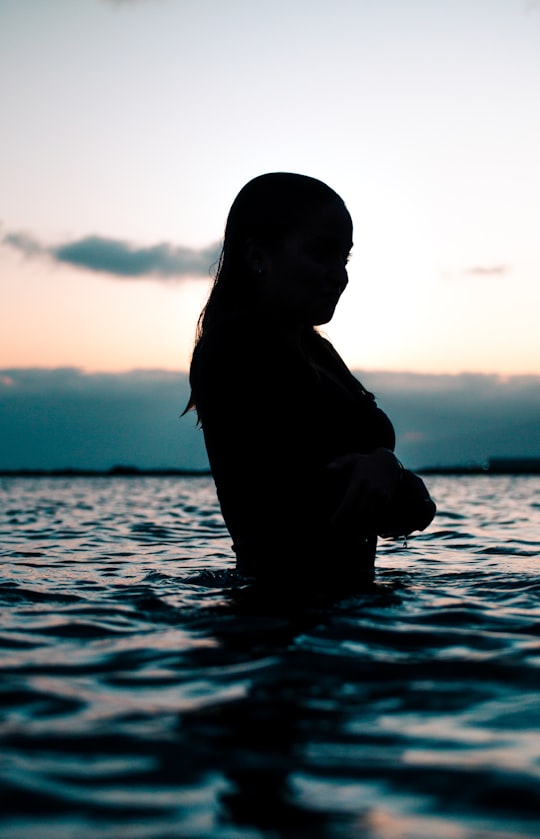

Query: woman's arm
left=327, top=449, right=436, bottom=538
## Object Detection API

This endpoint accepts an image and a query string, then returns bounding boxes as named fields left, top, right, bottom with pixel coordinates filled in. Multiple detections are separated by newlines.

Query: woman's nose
left=327, top=264, right=348, bottom=291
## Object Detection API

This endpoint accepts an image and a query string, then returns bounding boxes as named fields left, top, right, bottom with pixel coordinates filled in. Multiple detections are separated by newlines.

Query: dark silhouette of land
left=1, top=458, right=539, bottom=477
left=420, top=458, right=540, bottom=475
left=0, top=465, right=211, bottom=477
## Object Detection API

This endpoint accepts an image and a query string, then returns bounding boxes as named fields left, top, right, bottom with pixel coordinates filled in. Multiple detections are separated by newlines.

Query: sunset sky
left=1, top=0, right=539, bottom=471
left=2, top=0, right=539, bottom=376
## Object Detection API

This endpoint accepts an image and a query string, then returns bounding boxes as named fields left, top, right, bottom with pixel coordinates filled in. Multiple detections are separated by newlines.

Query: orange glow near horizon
left=3, top=249, right=539, bottom=377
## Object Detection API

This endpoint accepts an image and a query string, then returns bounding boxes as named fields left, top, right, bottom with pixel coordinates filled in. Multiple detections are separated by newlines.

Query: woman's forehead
left=299, top=202, right=353, bottom=243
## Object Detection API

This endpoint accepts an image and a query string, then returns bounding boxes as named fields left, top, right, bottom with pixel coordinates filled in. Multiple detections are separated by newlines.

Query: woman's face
left=256, top=201, right=353, bottom=326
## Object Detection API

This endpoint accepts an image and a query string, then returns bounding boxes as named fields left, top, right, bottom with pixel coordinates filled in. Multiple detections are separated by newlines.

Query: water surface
left=1, top=475, right=539, bottom=838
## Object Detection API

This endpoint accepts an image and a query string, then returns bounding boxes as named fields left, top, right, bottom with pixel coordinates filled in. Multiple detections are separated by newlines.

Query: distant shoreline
left=1, top=461, right=540, bottom=477
left=421, top=457, right=540, bottom=475
left=420, top=467, right=540, bottom=476
left=0, top=466, right=212, bottom=478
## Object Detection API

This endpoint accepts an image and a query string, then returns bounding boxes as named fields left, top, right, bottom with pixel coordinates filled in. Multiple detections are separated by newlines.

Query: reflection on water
left=0, top=475, right=539, bottom=838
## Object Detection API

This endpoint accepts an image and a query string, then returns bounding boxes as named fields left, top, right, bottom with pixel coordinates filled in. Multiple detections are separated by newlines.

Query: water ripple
left=1, top=474, right=540, bottom=838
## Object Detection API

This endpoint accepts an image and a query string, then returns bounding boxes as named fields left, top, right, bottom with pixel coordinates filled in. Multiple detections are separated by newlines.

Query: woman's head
left=198, top=173, right=352, bottom=334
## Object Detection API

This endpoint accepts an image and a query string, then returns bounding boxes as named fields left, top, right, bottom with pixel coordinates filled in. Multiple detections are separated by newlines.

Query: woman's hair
left=184, top=172, right=348, bottom=413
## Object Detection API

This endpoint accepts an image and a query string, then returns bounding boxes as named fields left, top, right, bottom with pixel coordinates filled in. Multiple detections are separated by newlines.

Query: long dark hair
left=185, top=172, right=349, bottom=413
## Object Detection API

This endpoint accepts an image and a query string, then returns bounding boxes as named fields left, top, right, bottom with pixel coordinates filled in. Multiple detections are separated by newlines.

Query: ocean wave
left=1, top=475, right=539, bottom=838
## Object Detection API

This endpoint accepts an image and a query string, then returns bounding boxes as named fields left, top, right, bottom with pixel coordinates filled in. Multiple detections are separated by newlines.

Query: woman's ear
left=244, top=237, right=269, bottom=276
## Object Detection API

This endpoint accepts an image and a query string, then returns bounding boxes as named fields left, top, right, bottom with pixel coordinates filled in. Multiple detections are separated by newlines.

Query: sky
left=1, top=0, right=539, bottom=469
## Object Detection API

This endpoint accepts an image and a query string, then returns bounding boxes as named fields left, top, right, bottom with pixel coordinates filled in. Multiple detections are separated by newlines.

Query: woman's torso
left=191, top=319, right=395, bottom=583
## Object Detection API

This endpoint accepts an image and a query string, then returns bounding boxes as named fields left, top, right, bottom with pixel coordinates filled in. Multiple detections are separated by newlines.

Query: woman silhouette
left=186, top=173, right=435, bottom=594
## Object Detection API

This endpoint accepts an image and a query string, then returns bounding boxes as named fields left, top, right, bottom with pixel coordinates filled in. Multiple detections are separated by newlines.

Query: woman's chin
left=312, top=305, right=337, bottom=326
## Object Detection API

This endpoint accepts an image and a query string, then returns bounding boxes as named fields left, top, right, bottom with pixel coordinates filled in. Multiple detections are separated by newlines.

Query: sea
left=0, top=474, right=539, bottom=839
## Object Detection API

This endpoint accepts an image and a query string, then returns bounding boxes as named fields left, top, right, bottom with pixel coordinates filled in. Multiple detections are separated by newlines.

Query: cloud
left=464, top=265, right=509, bottom=276
left=3, top=231, right=221, bottom=280
left=3, top=232, right=44, bottom=258
left=1, top=368, right=539, bottom=472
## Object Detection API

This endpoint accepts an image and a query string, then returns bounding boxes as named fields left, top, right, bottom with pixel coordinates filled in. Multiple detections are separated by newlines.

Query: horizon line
left=2, top=364, right=540, bottom=380
left=2, top=459, right=540, bottom=478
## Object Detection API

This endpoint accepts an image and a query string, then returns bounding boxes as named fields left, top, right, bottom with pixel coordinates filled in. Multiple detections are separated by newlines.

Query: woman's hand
left=377, top=470, right=436, bottom=537
left=327, top=448, right=403, bottom=536
left=327, top=449, right=436, bottom=539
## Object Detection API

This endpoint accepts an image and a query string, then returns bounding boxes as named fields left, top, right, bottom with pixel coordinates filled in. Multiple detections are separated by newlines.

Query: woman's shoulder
left=197, top=316, right=299, bottom=370
left=309, top=331, right=375, bottom=400
left=191, top=316, right=297, bottom=399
